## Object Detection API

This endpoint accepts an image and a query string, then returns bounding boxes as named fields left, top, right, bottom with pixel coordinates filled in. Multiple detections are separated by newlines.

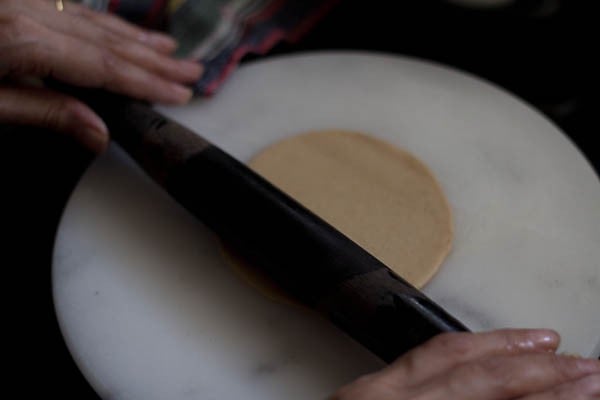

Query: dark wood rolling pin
left=69, top=87, right=469, bottom=363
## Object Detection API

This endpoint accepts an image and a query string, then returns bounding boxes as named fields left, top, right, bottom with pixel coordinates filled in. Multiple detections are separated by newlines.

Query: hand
left=332, top=329, right=600, bottom=400
left=0, top=0, right=203, bottom=152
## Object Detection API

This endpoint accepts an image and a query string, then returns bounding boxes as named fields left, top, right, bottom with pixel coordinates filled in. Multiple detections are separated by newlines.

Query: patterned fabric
left=75, top=0, right=338, bottom=95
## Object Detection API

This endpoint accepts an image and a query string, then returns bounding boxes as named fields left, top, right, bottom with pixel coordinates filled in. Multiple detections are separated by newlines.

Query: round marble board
left=53, top=53, right=600, bottom=400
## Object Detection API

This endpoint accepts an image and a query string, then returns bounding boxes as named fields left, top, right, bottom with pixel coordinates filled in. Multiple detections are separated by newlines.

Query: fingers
left=330, top=329, right=598, bottom=400
left=4, top=2, right=201, bottom=84
left=388, top=329, right=560, bottom=386
left=64, top=2, right=178, bottom=53
left=104, top=39, right=202, bottom=84
left=0, top=1, right=201, bottom=153
left=25, top=1, right=202, bottom=83
left=1, top=20, right=195, bottom=104
left=0, top=86, right=108, bottom=153
left=518, top=373, right=600, bottom=400
left=33, top=0, right=177, bottom=53
left=420, top=353, right=600, bottom=400
left=53, top=17, right=201, bottom=84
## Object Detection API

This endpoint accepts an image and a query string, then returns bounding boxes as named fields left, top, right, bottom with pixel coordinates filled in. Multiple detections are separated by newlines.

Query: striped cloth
left=76, top=0, right=338, bottom=95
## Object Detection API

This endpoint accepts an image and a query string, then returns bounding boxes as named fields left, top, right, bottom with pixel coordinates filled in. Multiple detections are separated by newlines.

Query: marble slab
left=53, top=53, right=600, bottom=400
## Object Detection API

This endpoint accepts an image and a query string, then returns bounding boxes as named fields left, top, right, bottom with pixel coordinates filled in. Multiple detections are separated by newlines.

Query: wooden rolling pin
left=69, top=87, right=469, bottom=363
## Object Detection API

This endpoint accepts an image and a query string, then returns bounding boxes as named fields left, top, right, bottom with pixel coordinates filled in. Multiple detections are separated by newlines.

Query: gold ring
left=56, top=0, right=64, bottom=11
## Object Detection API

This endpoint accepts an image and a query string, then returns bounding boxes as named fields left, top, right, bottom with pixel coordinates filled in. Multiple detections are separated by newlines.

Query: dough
left=222, top=130, right=453, bottom=302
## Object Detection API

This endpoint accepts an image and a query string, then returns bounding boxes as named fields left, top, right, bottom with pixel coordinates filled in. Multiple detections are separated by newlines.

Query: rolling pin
left=69, top=88, right=469, bottom=363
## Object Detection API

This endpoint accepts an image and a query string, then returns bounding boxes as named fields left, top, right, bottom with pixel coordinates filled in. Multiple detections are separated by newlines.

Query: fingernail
left=166, top=84, right=193, bottom=104
left=81, top=127, right=109, bottom=154
left=525, top=329, right=560, bottom=351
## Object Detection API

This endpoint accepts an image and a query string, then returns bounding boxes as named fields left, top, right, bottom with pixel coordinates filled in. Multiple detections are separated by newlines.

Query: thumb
left=0, top=86, right=109, bottom=153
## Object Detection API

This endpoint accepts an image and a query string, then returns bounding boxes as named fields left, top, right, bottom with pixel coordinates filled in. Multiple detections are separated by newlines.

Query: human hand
left=332, top=329, right=600, bottom=399
left=0, top=0, right=203, bottom=152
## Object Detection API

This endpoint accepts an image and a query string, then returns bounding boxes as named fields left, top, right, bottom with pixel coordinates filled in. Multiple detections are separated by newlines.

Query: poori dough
left=223, top=130, right=453, bottom=302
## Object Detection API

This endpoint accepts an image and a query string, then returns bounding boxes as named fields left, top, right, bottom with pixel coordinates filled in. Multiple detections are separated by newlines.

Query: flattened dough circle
left=224, top=130, right=453, bottom=301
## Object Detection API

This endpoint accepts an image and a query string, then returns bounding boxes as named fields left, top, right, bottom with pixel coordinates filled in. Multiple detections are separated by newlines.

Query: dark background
left=4, top=0, right=597, bottom=397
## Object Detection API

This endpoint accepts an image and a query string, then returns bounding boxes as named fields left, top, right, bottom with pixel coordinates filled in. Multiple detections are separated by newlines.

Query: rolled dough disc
left=223, top=130, right=453, bottom=302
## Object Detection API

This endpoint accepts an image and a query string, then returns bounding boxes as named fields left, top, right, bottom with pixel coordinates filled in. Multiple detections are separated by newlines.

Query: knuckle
left=397, top=351, right=419, bottom=378
left=59, top=98, right=86, bottom=121
left=580, top=374, right=600, bottom=395
left=554, top=374, right=600, bottom=400
left=7, top=41, right=51, bottom=76
left=0, top=13, right=36, bottom=42
left=483, top=357, right=524, bottom=396
left=447, top=363, right=482, bottom=395
left=329, top=375, right=381, bottom=400
left=0, top=15, right=52, bottom=77
left=98, top=23, right=127, bottom=49
left=107, top=39, right=137, bottom=61
left=102, top=30, right=123, bottom=46
left=101, top=50, right=119, bottom=72
left=43, top=97, right=81, bottom=130
left=99, top=50, right=122, bottom=84
left=41, top=101, right=64, bottom=130
left=454, top=360, right=488, bottom=382
left=27, top=43, right=52, bottom=74
left=429, top=332, right=473, bottom=359
left=456, top=357, right=515, bottom=397
left=549, top=355, right=577, bottom=381
left=479, top=356, right=513, bottom=381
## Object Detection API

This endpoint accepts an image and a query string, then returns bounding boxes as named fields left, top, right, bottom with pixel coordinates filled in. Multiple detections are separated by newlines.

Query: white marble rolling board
left=53, top=53, right=600, bottom=400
